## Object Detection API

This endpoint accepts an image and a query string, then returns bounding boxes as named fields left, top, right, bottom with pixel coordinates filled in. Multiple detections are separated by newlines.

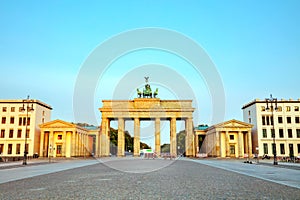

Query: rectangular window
left=286, top=106, right=291, bottom=112
left=7, top=144, right=12, bottom=154
left=296, top=129, right=300, bottom=138
left=295, top=106, right=299, bottom=111
left=270, top=116, right=273, bottom=125
left=58, top=135, right=63, bottom=140
left=19, top=117, right=22, bottom=126
left=9, top=129, right=13, bottom=138
left=26, top=129, right=29, bottom=138
left=279, top=129, right=284, bottom=138
left=263, top=143, right=268, bottom=154
left=23, top=117, right=26, bottom=126
left=27, top=117, right=30, bottom=126
left=280, top=144, right=285, bottom=154
left=11, top=107, right=15, bottom=112
left=17, top=129, right=22, bottom=138
left=2, top=107, right=7, bottom=112
left=1, top=117, right=6, bottom=124
left=278, top=116, right=283, bottom=123
left=0, top=144, right=3, bottom=154
left=262, top=129, right=267, bottom=138
left=248, top=118, right=251, bottom=123
left=271, top=129, right=275, bottom=138
left=262, top=116, right=266, bottom=125
left=16, top=144, right=20, bottom=154
left=10, top=117, right=14, bottom=124
left=287, top=117, right=291, bottom=124
left=0, top=130, right=5, bottom=138
left=266, top=116, right=270, bottom=125
left=295, top=117, right=300, bottom=123
left=298, top=144, right=300, bottom=154
left=288, top=129, right=293, bottom=138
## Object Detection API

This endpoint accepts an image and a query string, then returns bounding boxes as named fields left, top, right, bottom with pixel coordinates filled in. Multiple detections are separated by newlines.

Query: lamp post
left=266, top=94, right=278, bottom=165
left=21, top=95, right=34, bottom=165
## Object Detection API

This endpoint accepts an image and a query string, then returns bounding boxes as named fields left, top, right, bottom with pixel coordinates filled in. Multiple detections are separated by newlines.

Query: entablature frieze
left=101, top=111, right=193, bottom=120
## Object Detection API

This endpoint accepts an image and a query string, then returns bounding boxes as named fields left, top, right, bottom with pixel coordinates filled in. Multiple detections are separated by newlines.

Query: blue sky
left=1, top=1, right=300, bottom=146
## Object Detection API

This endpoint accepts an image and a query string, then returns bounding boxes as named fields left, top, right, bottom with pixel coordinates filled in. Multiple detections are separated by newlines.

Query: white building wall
left=0, top=99, right=52, bottom=159
left=242, top=99, right=300, bottom=157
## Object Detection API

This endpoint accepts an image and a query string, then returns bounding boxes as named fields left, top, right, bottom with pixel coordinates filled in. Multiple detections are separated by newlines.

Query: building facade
left=195, top=119, right=253, bottom=158
left=39, top=119, right=98, bottom=158
left=0, top=99, right=52, bottom=160
left=242, top=98, right=300, bottom=158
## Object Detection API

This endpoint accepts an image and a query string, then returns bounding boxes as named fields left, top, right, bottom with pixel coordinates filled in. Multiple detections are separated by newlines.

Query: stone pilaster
left=155, top=118, right=161, bottom=156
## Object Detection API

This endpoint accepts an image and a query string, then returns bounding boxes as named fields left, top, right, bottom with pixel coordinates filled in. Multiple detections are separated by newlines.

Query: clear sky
left=1, top=1, right=300, bottom=146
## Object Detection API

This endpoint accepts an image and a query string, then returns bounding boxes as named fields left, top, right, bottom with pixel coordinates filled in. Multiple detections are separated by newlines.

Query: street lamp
left=266, top=94, right=278, bottom=165
left=21, top=95, right=34, bottom=165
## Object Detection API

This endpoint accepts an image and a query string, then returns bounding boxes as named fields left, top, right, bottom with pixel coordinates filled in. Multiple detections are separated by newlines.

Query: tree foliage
left=109, top=128, right=151, bottom=154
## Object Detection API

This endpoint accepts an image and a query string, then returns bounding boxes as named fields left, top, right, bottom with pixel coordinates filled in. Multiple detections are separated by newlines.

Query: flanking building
left=0, top=99, right=52, bottom=161
left=39, top=119, right=99, bottom=158
left=194, top=119, right=253, bottom=158
left=242, top=98, right=300, bottom=158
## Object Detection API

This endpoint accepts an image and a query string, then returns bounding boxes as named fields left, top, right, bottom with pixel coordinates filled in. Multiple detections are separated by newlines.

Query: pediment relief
left=40, top=119, right=75, bottom=128
left=214, top=119, right=252, bottom=129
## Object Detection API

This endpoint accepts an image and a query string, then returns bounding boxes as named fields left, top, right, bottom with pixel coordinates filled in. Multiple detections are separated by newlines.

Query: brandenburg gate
left=98, top=78, right=195, bottom=157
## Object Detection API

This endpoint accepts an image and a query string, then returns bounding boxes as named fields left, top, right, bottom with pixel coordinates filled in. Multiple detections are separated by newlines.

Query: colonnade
left=40, top=130, right=89, bottom=158
left=98, top=117, right=194, bottom=157
left=219, top=131, right=252, bottom=157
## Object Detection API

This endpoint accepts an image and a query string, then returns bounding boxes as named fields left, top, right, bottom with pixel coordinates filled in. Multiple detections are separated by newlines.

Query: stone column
left=247, top=130, right=252, bottom=157
left=155, top=118, right=161, bottom=156
left=62, top=131, right=66, bottom=157
left=216, top=131, right=220, bottom=157
left=134, top=118, right=140, bottom=157
left=100, top=118, right=108, bottom=156
left=49, top=131, right=54, bottom=158
left=117, top=118, right=125, bottom=157
left=75, top=132, right=79, bottom=156
left=170, top=118, right=177, bottom=157
left=40, top=131, right=44, bottom=157
left=106, top=119, right=110, bottom=157
left=185, top=118, right=194, bottom=157
left=238, top=131, right=243, bottom=158
left=71, top=131, right=76, bottom=157
left=225, top=131, right=230, bottom=157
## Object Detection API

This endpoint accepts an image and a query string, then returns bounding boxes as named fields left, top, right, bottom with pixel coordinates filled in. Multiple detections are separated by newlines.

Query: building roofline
left=242, top=98, right=300, bottom=109
left=0, top=99, right=52, bottom=110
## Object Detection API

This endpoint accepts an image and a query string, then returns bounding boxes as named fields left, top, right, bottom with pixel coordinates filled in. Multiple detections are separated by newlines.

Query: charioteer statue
left=137, top=77, right=158, bottom=98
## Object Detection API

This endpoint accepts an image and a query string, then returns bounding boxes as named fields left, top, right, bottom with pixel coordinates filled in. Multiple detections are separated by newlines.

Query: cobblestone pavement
left=189, top=158, right=300, bottom=189
left=0, top=158, right=299, bottom=199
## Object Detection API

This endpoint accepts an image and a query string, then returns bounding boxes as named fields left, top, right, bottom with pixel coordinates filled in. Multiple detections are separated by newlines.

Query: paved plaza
left=0, top=158, right=299, bottom=199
